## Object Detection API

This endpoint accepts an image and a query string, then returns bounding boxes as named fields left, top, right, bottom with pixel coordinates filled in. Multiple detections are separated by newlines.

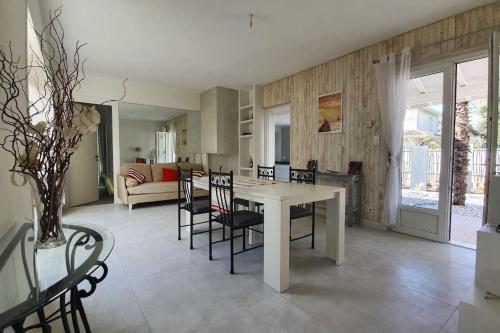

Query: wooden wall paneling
left=262, top=2, right=500, bottom=224
left=495, top=2, right=500, bottom=25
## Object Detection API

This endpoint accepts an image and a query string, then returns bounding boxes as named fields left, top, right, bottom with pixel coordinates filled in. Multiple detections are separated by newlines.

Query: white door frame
left=65, top=98, right=120, bottom=204
left=395, top=63, right=455, bottom=243
left=396, top=50, right=489, bottom=243
left=486, top=32, right=500, bottom=225
left=264, top=104, right=291, bottom=166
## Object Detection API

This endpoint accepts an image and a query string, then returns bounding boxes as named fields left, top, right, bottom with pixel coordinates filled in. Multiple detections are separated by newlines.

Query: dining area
left=177, top=165, right=346, bottom=293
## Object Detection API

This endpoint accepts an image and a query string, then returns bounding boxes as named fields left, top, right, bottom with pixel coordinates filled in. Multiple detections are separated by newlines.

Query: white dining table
left=191, top=175, right=346, bottom=293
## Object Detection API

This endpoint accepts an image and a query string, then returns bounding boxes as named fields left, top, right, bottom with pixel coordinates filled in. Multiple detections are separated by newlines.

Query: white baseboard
left=361, top=219, right=388, bottom=231
left=316, top=205, right=387, bottom=231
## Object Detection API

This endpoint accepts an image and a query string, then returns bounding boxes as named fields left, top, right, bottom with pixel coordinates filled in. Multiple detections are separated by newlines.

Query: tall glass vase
left=29, top=173, right=67, bottom=249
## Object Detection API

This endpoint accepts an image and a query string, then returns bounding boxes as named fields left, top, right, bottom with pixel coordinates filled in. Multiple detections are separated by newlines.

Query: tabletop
left=0, top=222, right=114, bottom=329
left=193, top=175, right=345, bottom=203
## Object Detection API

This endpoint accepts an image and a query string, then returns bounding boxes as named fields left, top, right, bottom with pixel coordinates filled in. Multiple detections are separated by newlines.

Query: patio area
left=401, top=190, right=483, bottom=248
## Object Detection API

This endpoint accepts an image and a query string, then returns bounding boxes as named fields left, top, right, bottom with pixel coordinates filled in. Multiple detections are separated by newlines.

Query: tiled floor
left=35, top=203, right=476, bottom=332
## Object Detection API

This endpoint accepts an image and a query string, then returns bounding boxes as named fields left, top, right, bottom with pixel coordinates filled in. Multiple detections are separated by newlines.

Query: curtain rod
left=372, top=24, right=500, bottom=65
left=372, top=50, right=410, bottom=64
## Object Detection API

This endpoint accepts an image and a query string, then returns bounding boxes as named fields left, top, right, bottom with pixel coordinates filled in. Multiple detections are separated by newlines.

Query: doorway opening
left=449, top=57, right=489, bottom=249
left=67, top=103, right=113, bottom=207
left=265, top=104, right=290, bottom=182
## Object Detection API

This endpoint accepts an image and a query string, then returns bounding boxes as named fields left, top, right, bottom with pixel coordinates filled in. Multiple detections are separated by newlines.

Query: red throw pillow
left=127, top=168, right=145, bottom=184
left=162, top=168, right=178, bottom=182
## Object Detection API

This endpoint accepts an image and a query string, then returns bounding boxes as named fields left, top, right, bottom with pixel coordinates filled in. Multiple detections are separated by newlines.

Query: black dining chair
left=233, top=165, right=275, bottom=211
left=289, top=167, right=316, bottom=248
left=208, top=170, right=264, bottom=274
left=177, top=167, right=213, bottom=249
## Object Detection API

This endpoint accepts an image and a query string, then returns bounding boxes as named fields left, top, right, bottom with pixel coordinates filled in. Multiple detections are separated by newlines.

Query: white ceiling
left=39, top=0, right=492, bottom=91
left=119, top=102, right=188, bottom=121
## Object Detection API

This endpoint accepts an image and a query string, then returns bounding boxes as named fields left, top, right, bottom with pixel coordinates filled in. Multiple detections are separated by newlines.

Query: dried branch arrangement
left=0, top=8, right=124, bottom=246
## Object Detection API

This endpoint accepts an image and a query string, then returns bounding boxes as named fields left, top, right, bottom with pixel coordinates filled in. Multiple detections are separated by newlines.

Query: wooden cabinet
left=200, top=86, right=238, bottom=154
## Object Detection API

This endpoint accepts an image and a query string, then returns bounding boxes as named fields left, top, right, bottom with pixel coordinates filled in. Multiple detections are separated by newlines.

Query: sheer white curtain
left=166, top=123, right=176, bottom=163
left=375, top=48, right=411, bottom=226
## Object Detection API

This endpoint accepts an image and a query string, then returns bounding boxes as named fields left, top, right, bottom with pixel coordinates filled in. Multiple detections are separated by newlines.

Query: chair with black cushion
left=178, top=167, right=213, bottom=249
left=233, top=165, right=275, bottom=211
left=209, top=170, right=264, bottom=274
left=289, top=167, right=316, bottom=248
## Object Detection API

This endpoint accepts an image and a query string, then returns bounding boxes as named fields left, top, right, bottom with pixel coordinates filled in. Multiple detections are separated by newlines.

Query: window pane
left=401, top=72, right=444, bottom=210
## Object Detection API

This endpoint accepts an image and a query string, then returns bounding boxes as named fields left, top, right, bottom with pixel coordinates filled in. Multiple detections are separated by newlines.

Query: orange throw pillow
left=162, top=168, right=178, bottom=182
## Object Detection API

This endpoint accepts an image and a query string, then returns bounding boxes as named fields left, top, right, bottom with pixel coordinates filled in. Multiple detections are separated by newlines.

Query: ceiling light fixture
left=248, top=13, right=254, bottom=33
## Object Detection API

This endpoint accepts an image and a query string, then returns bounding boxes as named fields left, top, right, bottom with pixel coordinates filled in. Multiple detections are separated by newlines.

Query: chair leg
left=289, top=219, right=292, bottom=241
left=230, top=227, right=234, bottom=274
left=311, top=203, right=316, bottom=249
left=242, top=227, right=246, bottom=250
left=177, top=206, right=181, bottom=240
left=209, top=215, right=213, bottom=260
left=189, top=212, right=194, bottom=250
left=222, top=224, right=226, bottom=241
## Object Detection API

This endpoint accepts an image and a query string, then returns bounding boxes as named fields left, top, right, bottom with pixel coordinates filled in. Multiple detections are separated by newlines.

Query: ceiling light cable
left=249, top=13, right=253, bottom=33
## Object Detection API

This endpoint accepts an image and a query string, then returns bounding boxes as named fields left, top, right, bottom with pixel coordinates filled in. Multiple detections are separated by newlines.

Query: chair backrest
left=257, top=165, right=275, bottom=180
left=209, top=170, right=233, bottom=225
left=289, top=167, right=316, bottom=185
left=178, top=168, right=193, bottom=208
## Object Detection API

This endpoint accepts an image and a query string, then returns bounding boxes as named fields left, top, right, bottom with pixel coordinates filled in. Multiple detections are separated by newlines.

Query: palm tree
left=452, top=101, right=470, bottom=206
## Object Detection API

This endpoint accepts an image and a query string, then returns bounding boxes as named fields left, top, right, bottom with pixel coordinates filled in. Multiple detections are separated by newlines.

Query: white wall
left=0, top=0, right=32, bottom=235
left=208, top=154, right=239, bottom=173
left=13, top=2, right=203, bottom=206
left=119, top=119, right=165, bottom=163
left=75, top=74, right=201, bottom=112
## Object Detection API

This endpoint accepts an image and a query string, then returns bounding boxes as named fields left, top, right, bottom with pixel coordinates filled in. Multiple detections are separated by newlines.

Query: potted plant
left=0, top=8, right=124, bottom=248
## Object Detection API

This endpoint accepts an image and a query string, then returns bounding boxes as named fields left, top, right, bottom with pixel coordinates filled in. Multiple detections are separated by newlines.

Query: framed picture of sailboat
left=318, top=91, right=343, bottom=133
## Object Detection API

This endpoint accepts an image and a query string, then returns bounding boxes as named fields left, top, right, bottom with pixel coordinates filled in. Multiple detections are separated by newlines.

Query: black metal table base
left=8, top=261, right=108, bottom=333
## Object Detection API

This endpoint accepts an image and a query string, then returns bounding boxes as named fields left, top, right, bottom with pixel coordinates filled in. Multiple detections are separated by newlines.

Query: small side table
left=0, top=222, right=114, bottom=332
left=317, top=171, right=363, bottom=226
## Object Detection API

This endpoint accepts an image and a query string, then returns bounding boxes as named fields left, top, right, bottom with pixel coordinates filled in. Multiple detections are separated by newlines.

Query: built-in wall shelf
left=238, top=85, right=263, bottom=176
left=240, top=104, right=253, bottom=110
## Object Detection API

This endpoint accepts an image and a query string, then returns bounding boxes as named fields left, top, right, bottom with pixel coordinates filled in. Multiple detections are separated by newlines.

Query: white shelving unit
left=238, top=85, right=264, bottom=177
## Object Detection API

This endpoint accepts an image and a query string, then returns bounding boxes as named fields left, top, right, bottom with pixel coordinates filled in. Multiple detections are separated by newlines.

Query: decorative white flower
left=79, top=114, right=92, bottom=127
left=20, top=143, right=39, bottom=170
left=88, top=125, right=97, bottom=133
left=63, top=127, right=77, bottom=139
left=72, top=116, right=82, bottom=127
left=30, top=121, right=47, bottom=137
left=78, top=124, right=89, bottom=135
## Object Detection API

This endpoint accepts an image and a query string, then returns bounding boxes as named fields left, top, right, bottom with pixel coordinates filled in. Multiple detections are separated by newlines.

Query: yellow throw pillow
left=126, top=177, right=139, bottom=187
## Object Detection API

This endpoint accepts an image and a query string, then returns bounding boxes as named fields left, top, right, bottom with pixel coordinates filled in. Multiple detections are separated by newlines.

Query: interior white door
left=486, top=32, right=500, bottom=225
left=68, top=131, right=99, bottom=207
left=396, top=64, right=454, bottom=242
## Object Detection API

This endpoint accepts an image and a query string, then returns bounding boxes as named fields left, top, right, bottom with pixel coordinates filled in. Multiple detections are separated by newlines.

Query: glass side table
left=0, top=222, right=114, bottom=332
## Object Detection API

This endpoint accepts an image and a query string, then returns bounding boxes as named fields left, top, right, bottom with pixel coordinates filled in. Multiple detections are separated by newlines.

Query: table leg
left=263, top=198, right=290, bottom=292
left=248, top=200, right=263, bottom=245
left=326, top=190, right=345, bottom=265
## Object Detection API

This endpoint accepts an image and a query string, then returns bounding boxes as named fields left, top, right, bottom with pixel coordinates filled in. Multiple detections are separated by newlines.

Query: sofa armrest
left=117, top=175, right=128, bottom=204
